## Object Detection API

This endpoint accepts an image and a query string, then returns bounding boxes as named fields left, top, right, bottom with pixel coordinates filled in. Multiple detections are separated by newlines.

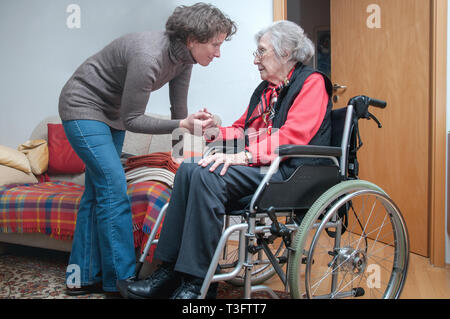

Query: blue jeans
left=62, top=120, right=136, bottom=292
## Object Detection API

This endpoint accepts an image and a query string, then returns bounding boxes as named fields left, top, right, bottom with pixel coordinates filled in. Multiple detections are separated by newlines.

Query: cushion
left=123, top=131, right=152, bottom=156
left=29, top=116, right=61, bottom=141
left=0, top=164, right=38, bottom=186
left=47, top=124, right=85, bottom=174
left=17, top=139, right=49, bottom=175
left=0, top=145, right=32, bottom=173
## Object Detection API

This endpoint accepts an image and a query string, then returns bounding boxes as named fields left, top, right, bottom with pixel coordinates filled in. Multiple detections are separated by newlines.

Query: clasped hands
left=180, top=108, right=248, bottom=176
left=179, top=108, right=217, bottom=136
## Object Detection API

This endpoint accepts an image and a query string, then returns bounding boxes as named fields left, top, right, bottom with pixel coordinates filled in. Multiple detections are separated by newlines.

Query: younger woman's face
left=187, top=33, right=227, bottom=66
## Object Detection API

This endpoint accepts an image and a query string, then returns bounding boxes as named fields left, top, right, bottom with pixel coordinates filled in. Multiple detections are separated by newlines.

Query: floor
left=262, top=252, right=450, bottom=299
left=1, top=241, right=449, bottom=299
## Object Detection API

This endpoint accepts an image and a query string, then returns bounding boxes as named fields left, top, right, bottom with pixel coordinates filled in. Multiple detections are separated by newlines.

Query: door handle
left=332, top=84, right=347, bottom=103
left=333, top=84, right=347, bottom=91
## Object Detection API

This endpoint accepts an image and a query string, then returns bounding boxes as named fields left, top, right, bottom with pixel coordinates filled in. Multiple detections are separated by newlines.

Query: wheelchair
left=136, top=95, right=410, bottom=299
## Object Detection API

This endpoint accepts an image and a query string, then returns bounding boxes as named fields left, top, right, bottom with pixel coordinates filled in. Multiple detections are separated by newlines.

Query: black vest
left=245, top=63, right=333, bottom=178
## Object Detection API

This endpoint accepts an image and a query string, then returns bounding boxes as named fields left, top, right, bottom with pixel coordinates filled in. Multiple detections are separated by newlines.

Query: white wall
left=0, top=0, right=273, bottom=148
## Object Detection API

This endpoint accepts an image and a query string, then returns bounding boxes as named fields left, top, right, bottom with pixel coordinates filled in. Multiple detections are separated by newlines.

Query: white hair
left=255, top=20, right=315, bottom=64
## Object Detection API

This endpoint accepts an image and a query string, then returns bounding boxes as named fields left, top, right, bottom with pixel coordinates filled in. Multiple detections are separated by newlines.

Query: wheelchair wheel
left=288, top=180, right=409, bottom=299
left=219, top=216, right=286, bottom=286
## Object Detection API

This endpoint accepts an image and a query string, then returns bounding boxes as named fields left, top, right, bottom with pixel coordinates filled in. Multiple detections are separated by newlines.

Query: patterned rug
left=0, top=245, right=289, bottom=299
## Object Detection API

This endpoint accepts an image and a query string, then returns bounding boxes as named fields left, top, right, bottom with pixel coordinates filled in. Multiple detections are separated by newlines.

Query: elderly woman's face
left=188, top=33, right=227, bottom=66
left=254, top=33, right=286, bottom=84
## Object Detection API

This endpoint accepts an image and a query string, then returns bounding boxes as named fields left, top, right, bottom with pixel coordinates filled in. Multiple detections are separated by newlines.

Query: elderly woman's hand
left=198, top=152, right=247, bottom=176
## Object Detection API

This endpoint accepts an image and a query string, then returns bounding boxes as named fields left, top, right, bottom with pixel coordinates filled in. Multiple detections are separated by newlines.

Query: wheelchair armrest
left=276, top=145, right=342, bottom=158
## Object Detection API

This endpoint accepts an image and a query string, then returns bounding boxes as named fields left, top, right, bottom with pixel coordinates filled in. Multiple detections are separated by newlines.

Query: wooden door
left=331, top=0, right=430, bottom=256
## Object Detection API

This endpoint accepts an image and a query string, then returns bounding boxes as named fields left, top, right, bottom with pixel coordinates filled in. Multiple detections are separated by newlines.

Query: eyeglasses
left=253, top=48, right=273, bottom=60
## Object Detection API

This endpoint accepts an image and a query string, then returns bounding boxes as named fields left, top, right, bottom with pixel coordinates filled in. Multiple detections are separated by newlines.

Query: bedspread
left=0, top=181, right=171, bottom=256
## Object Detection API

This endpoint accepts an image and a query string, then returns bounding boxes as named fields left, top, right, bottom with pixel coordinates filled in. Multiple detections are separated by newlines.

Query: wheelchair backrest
left=248, top=106, right=357, bottom=213
left=330, top=105, right=359, bottom=179
left=330, top=107, right=348, bottom=148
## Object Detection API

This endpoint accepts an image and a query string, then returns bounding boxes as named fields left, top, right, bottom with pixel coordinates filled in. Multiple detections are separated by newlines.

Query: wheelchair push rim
left=288, top=180, right=410, bottom=299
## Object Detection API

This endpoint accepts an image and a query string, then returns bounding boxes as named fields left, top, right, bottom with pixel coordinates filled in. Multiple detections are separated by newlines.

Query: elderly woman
left=121, top=20, right=333, bottom=299
left=61, top=3, right=236, bottom=296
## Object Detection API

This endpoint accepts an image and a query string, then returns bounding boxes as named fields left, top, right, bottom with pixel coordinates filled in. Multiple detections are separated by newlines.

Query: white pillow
left=0, top=145, right=32, bottom=173
left=0, top=164, right=38, bottom=186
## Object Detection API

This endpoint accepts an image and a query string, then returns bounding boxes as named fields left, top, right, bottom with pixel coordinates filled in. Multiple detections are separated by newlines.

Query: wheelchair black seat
left=253, top=164, right=340, bottom=212
left=225, top=163, right=340, bottom=216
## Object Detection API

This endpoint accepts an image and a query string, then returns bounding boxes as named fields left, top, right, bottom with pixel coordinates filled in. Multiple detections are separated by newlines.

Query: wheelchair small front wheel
left=288, top=180, right=409, bottom=299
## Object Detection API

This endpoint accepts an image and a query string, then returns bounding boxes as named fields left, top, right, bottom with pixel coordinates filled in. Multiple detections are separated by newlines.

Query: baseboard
left=0, top=233, right=72, bottom=252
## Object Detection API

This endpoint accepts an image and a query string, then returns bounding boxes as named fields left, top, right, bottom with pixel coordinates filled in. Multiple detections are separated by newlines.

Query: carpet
left=0, top=245, right=289, bottom=299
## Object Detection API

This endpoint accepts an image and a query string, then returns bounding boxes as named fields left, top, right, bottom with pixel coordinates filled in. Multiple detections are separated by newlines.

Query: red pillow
left=47, top=124, right=85, bottom=174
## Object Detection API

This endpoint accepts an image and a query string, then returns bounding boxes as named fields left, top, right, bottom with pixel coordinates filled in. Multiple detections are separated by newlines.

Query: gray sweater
left=58, top=31, right=196, bottom=134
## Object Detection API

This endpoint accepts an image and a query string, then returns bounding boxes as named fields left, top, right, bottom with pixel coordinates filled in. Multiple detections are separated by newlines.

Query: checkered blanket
left=0, top=181, right=171, bottom=253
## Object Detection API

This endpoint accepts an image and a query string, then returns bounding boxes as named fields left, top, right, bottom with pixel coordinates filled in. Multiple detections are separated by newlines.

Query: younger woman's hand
left=180, top=111, right=212, bottom=135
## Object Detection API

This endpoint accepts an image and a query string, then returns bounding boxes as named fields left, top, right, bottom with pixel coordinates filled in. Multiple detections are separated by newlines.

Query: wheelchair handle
left=367, top=97, right=387, bottom=109
left=348, top=95, right=387, bottom=112
left=348, top=95, right=386, bottom=128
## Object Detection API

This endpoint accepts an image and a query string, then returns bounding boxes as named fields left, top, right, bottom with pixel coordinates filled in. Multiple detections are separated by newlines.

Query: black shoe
left=206, top=282, right=218, bottom=299
left=65, top=282, right=103, bottom=296
left=126, top=263, right=181, bottom=299
left=116, top=276, right=137, bottom=299
left=103, top=291, right=123, bottom=299
left=171, top=276, right=218, bottom=299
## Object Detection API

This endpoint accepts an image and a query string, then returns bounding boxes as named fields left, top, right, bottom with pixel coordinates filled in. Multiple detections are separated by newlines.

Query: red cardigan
left=215, top=73, right=329, bottom=166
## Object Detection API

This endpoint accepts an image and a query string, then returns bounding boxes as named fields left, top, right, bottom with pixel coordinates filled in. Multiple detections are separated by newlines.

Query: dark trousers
left=153, top=161, right=284, bottom=278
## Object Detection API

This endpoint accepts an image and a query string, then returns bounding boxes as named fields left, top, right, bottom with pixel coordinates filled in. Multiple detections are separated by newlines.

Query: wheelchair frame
left=136, top=97, right=410, bottom=299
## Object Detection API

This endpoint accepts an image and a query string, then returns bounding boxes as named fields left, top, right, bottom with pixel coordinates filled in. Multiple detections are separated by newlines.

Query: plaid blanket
left=129, top=181, right=171, bottom=252
left=0, top=181, right=171, bottom=254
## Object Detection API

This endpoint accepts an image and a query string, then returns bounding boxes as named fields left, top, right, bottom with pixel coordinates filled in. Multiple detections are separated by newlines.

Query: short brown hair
left=165, top=2, right=237, bottom=44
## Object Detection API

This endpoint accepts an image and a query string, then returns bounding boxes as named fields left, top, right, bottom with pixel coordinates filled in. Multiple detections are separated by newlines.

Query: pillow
left=0, top=164, right=38, bottom=186
left=47, top=124, right=85, bottom=174
left=17, top=139, right=49, bottom=175
left=0, top=145, right=32, bottom=173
